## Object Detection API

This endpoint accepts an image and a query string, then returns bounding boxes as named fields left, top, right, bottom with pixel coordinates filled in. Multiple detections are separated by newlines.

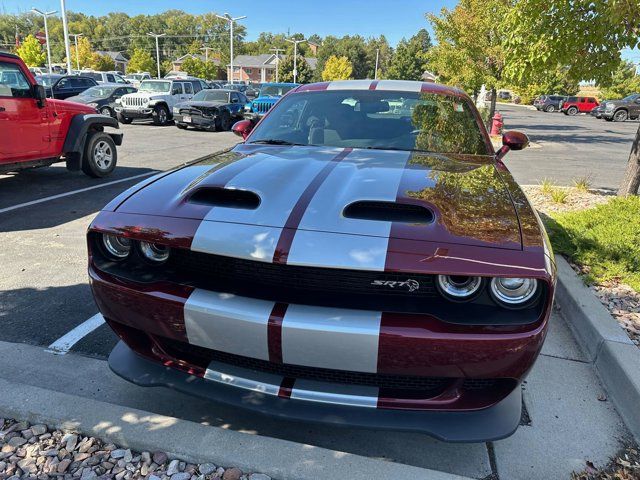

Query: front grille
left=168, top=249, right=437, bottom=312
left=158, top=337, right=454, bottom=391
left=123, top=97, right=146, bottom=107
left=253, top=101, right=274, bottom=113
left=181, top=107, right=217, bottom=117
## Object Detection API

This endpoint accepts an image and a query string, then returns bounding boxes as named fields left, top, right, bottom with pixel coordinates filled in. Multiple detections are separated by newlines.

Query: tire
left=117, top=113, right=132, bottom=124
left=176, top=123, right=188, bottom=130
left=152, top=104, right=169, bottom=126
left=604, top=117, right=613, bottom=122
left=613, top=109, right=628, bottom=122
left=545, top=105, right=555, bottom=113
left=81, top=132, right=117, bottom=178
left=218, top=110, right=232, bottom=131
left=567, top=106, right=578, bottom=116
left=99, top=106, right=113, bottom=117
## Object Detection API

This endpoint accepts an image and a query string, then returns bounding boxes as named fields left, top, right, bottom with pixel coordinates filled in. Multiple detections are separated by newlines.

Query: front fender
left=63, top=114, right=120, bottom=171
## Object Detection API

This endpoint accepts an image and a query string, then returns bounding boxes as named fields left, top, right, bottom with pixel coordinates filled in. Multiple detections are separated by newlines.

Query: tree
left=16, top=35, right=46, bottom=67
left=427, top=0, right=509, bottom=123
left=279, top=55, right=313, bottom=83
left=91, top=54, right=115, bottom=71
left=181, top=56, right=220, bottom=80
left=67, top=36, right=96, bottom=70
left=599, top=61, right=640, bottom=100
left=127, top=48, right=155, bottom=73
left=387, top=30, right=432, bottom=81
left=512, top=67, right=580, bottom=104
left=503, top=0, right=640, bottom=195
left=321, top=55, right=353, bottom=81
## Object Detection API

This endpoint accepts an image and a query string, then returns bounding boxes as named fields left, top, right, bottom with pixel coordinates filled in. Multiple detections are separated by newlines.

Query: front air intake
left=343, top=201, right=434, bottom=224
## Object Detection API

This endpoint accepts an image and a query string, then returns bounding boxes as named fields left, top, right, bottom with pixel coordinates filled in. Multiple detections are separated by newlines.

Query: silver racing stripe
left=190, top=221, right=282, bottom=262
left=375, top=80, right=423, bottom=92
left=281, top=304, right=382, bottom=373
left=184, top=289, right=275, bottom=361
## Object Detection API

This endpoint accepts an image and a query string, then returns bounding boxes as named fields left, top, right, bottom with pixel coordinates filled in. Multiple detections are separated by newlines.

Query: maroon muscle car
left=88, top=80, right=555, bottom=442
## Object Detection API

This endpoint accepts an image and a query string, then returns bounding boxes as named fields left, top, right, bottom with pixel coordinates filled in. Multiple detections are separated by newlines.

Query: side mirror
left=496, top=130, right=529, bottom=161
left=33, top=84, right=46, bottom=107
left=232, top=119, right=254, bottom=139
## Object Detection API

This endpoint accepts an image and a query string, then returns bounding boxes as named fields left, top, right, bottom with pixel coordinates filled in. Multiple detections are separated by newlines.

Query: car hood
left=176, top=101, right=226, bottom=109
left=252, top=96, right=279, bottom=103
left=48, top=98, right=96, bottom=114
left=115, top=145, right=522, bottom=251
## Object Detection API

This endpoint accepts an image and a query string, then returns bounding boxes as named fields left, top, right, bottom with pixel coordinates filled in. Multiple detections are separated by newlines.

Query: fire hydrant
left=490, top=112, right=503, bottom=136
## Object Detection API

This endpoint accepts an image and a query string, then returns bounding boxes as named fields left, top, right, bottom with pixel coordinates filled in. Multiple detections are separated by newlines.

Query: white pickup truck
left=115, top=79, right=201, bottom=125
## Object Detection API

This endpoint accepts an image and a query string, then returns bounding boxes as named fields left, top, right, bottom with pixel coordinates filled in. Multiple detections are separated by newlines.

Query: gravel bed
left=522, top=186, right=640, bottom=347
left=0, top=419, right=271, bottom=480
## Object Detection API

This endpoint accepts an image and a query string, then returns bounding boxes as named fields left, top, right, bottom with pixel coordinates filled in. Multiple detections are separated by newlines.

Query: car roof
left=0, top=51, right=20, bottom=60
left=261, top=82, right=299, bottom=87
left=295, top=79, right=467, bottom=98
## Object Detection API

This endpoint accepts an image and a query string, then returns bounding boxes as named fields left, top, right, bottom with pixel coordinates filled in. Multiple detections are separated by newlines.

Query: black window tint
left=192, top=81, right=202, bottom=93
left=0, top=62, right=32, bottom=98
left=184, top=82, right=193, bottom=94
left=107, top=74, right=115, bottom=82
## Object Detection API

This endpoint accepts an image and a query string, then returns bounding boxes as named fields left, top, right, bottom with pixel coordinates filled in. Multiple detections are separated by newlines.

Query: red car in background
left=89, top=80, right=556, bottom=442
left=561, top=96, right=599, bottom=116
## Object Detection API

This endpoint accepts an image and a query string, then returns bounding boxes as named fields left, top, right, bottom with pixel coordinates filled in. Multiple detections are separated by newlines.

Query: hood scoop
left=343, top=201, right=434, bottom=224
left=187, top=187, right=261, bottom=210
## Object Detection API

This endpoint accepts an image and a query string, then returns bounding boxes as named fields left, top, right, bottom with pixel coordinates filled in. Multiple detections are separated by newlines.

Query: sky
left=0, top=0, right=457, bottom=47
left=0, top=0, right=637, bottom=61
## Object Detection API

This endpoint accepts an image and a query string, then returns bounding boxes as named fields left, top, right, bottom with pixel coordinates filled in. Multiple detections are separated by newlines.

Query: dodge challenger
left=88, top=79, right=555, bottom=442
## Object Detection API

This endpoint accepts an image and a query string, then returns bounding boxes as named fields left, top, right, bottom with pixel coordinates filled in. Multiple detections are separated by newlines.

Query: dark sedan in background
left=66, top=84, right=138, bottom=118
left=173, top=89, right=249, bottom=131
left=36, top=75, right=98, bottom=99
left=533, top=94, right=567, bottom=112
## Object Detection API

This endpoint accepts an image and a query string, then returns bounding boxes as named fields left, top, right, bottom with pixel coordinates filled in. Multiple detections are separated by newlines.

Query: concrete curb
left=555, top=256, right=640, bottom=442
left=0, top=376, right=470, bottom=480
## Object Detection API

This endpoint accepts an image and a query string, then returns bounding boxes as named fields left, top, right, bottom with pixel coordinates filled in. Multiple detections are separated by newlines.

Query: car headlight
left=173, top=107, right=180, bottom=114
left=115, top=98, right=121, bottom=104
left=102, top=234, right=132, bottom=260
left=87, top=102, right=98, bottom=108
left=138, top=241, right=170, bottom=263
left=244, top=104, right=252, bottom=112
left=437, top=275, right=483, bottom=301
left=605, top=103, right=614, bottom=110
left=490, top=278, right=538, bottom=307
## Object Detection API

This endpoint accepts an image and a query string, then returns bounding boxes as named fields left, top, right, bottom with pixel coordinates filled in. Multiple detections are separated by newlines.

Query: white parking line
left=0, top=172, right=155, bottom=215
left=46, top=313, right=106, bottom=355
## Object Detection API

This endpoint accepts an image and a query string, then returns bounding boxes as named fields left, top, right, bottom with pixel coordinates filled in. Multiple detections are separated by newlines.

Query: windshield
left=82, top=86, right=117, bottom=97
left=622, top=94, right=639, bottom=101
left=139, top=81, right=171, bottom=93
left=260, top=85, right=295, bottom=97
left=192, top=90, right=229, bottom=102
left=37, top=75, right=59, bottom=86
left=249, top=90, right=488, bottom=155
left=126, top=74, right=144, bottom=80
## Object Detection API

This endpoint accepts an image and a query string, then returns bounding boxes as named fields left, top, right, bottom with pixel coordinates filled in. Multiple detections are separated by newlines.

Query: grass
left=549, top=188, right=569, bottom=204
left=544, top=196, right=640, bottom=291
left=540, top=178, right=556, bottom=195
left=573, top=176, right=592, bottom=192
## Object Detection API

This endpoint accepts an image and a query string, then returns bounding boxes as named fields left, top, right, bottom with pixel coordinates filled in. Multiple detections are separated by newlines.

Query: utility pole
left=200, top=46, right=215, bottom=80
left=270, top=47, right=284, bottom=82
left=69, top=33, right=83, bottom=71
left=215, top=13, right=246, bottom=84
left=285, top=37, right=306, bottom=83
left=59, top=0, right=72, bottom=74
left=374, top=48, right=380, bottom=80
left=31, top=8, right=57, bottom=74
left=147, top=32, right=166, bottom=78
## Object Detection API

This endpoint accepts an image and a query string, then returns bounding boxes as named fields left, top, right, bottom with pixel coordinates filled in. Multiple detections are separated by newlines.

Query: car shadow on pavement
left=0, top=166, right=159, bottom=233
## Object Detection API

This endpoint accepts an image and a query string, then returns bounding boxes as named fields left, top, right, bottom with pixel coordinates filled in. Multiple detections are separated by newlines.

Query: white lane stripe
left=184, top=289, right=274, bottom=361
left=46, top=313, right=105, bottom=355
left=0, top=172, right=155, bottom=215
left=281, top=304, right=382, bottom=373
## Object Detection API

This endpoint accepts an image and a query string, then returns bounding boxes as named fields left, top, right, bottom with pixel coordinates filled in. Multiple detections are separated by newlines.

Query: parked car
left=80, top=71, right=129, bottom=85
left=533, top=95, right=567, bottom=112
left=0, top=52, right=122, bottom=178
left=36, top=74, right=98, bottom=99
left=244, top=82, right=299, bottom=119
left=89, top=79, right=555, bottom=442
left=245, top=84, right=261, bottom=100
left=560, top=96, right=599, bottom=115
left=124, top=73, right=152, bottom=89
left=66, top=84, right=138, bottom=118
left=115, top=78, right=202, bottom=125
left=223, top=83, right=248, bottom=94
left=601, top=94, right=640, bottom=122
left=173, top=89, right=249, bottom=131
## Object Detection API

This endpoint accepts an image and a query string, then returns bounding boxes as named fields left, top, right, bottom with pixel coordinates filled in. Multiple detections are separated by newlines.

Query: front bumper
left=174, top=113, right=216, bottom=128
left=114, top=107, right=153, bottom=119
left=109, top=339, right=523, bottom=442
left=243, top=112, right=264, bottom=121
left=602, top=111, right=615, bottom=119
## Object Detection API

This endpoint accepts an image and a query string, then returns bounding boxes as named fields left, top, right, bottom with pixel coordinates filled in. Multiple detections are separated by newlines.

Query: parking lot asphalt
left=0, top=111, right=636, bottom=478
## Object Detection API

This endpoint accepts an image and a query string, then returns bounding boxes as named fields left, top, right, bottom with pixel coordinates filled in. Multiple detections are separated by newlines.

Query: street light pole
left=59, top=0, right=72, bottom=74
left=147, top=32, right=166, bottom=78
left=285, top=37, right=306, bottom=83
left=31, top=8, right=57, bottom=74
left=215, top=13, right=246, bottom=84
left=374, top=48, right=379, bottom=80
left=270, top=48, right=284, bottom=82
left=69, top=33, right=83, bottom=71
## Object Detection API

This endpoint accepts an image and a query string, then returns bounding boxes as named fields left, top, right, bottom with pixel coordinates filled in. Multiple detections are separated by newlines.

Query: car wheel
left=99, top=106, right=112, bottom=117
left=613, top=110, right=628, bottom=122
left=218, top=110, right=232, bottom=131
left=81, top=132, right=117, bottom=178
left=152, top=105, right=169, bottom=126
left=117, top=113, right=132, bottom=124
left=545, top=105, right=555, bottom=113
left=176, top=123, right=188, bottom=130
left=567, top=106, right=579, bottom=116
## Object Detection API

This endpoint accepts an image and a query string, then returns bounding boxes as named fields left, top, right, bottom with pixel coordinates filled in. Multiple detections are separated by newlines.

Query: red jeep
left=561, top=96, right=599, bottom=116
left=0, top=52, right=122, bottom=177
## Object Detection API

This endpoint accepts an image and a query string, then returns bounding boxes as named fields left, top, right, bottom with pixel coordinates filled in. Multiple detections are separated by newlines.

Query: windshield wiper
left=248, top=139, right=307, bottom=146
left=362, top=146, right=436, bottom=153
